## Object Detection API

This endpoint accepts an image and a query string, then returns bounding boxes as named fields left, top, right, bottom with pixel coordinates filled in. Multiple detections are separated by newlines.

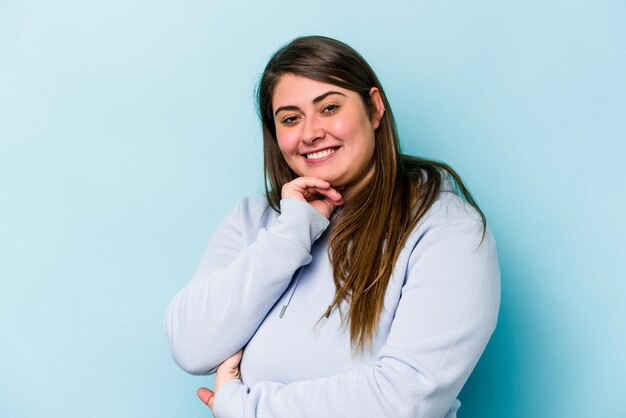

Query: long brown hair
left=257, top=36, right=485, bottom=351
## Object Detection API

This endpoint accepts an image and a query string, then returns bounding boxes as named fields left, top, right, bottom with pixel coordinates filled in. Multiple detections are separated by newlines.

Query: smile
left=305, top=147, right=338, bottom=160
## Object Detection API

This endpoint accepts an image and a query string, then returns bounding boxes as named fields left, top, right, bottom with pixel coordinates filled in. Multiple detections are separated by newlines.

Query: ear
left=368, top=87, right=385, bottom=130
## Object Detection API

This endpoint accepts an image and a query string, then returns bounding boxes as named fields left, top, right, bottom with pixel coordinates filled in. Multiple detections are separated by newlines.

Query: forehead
left=272, top=74, right=354, bottom=108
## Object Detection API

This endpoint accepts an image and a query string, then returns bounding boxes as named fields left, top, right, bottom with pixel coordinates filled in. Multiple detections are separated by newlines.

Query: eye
left=279, top=115, right=300, bottom=126
left=322, top=103, right=340, bottom=114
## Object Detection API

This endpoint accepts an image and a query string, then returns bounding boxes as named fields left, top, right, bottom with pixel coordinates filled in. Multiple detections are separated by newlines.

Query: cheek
left=276, top=130, right=299, bottom=157
left=326, top=117, right=353, bottom=137
left=327, top=109, right=372, bottom=139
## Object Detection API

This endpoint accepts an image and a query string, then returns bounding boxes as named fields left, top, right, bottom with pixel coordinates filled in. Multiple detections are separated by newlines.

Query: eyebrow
left=274, top=91, right=347, bottom=116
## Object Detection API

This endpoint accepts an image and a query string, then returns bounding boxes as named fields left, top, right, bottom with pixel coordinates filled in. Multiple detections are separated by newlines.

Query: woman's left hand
left=197, top=350, right=243, bottom=413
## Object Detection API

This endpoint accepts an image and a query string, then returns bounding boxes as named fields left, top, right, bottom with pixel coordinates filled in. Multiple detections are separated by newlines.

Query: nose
left=301, top=114, right=325, bottom=144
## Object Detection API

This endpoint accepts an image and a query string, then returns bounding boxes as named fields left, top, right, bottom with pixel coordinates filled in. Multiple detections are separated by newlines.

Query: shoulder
left=401, top=173, right=499, bottom=290
left=416, top=170, right=484, bottom=231
left=234, top=195, right=273, bottom=219
left=400, top=170, right=496, bottom=267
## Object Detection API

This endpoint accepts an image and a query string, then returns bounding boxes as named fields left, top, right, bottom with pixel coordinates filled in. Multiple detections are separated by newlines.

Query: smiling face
left=272, top=74, right=384, bottom=193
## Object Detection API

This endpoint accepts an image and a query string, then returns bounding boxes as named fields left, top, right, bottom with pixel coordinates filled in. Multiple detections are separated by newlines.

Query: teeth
left=306, top=148, right=336, bottom=160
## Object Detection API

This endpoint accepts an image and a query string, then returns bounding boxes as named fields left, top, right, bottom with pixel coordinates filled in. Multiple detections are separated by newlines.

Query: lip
left=302, top=146, right=340, bottom=164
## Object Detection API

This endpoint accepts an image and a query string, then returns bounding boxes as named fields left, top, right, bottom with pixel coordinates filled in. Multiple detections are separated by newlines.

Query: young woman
left=165, top=35, right=500, bottom=418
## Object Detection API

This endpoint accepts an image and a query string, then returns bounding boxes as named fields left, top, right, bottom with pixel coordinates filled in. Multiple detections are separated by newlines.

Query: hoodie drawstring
left=279, top=267, right=334, bottom=319
left=279, top=267, right=304, bottom=318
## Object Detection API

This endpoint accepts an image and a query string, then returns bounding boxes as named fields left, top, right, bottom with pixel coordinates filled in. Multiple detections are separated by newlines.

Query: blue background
left=1, top=1, right=624, bottom=417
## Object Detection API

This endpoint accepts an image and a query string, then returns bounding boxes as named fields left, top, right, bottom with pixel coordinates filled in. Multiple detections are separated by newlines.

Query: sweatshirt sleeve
left=165, top=197, right=330, bottom=375
left=212, top=218, right=501, bottom=418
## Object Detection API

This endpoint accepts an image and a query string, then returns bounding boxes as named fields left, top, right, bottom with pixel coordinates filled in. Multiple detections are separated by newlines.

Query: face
left=272, top=74, right=384, bottom=192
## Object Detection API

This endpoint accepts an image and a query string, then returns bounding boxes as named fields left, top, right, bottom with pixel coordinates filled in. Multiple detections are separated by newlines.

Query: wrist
left=213, top=380, right=248, bottom=418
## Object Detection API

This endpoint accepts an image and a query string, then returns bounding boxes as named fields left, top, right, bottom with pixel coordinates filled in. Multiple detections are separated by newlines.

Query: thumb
left=197, top=387, right=215, bottom=408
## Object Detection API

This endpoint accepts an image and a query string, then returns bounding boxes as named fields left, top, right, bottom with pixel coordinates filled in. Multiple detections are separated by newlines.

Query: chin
left=321, top=176, right=344, bottom=188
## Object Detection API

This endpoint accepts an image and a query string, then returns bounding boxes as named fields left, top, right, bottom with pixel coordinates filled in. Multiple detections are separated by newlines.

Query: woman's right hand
left=282, top=177, right=343, bottom=219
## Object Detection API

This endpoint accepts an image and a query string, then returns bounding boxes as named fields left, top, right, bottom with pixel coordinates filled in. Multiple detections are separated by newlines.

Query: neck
left=338, top=165, right=375, bottom=202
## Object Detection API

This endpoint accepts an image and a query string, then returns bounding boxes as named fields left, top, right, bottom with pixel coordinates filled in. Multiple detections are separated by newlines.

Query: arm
left=165, top=197, right=330, bottom=375
left=212, top=218, right=501, bottom=418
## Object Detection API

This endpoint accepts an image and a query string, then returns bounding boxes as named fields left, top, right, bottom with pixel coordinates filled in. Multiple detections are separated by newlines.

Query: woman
left=165, top=35, right=500, bottom=418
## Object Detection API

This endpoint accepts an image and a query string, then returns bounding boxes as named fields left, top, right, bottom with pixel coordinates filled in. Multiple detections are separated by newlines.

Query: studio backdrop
left=1, top=1, right=624, bottom=417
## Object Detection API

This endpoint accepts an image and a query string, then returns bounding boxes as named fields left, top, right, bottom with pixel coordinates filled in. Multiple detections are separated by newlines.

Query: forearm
left=215, top=330, right=492, bottom=418
left=213, top=219, right=500, bottom=417
left=165, top=198, right=330, bottom=374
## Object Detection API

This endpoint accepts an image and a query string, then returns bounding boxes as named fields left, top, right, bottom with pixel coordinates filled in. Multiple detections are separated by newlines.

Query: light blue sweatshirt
left=165, top=177, right=500, bottom=418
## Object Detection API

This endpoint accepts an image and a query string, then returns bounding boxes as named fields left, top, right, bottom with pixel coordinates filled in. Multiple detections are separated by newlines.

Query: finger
left=307, top=188, right=343, bottom=205
left=301, top=184, right=342, bottom=199
left=220, top=349, right=243, bottom=372
left=282, top=178, right=331, bottom=199
left=197, top=387, right=214, bottom=406
left=320, top=188, right=343, bottom=204
left=290, top=176, right=331, bottom=189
